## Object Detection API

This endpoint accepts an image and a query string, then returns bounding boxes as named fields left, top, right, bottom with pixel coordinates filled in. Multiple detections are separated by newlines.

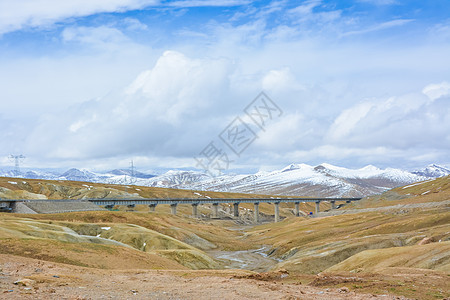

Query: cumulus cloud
left=123, top=51, right=235, bottom=124
left=22, top=43, right=450, bottom=171
left=24, top=50, right=239, bottom=161
left=326, top=88, right=450, bottom=154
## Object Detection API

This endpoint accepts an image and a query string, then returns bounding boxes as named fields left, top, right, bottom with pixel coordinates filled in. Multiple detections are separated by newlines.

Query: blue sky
left=0, top=0, right=449, bottom=172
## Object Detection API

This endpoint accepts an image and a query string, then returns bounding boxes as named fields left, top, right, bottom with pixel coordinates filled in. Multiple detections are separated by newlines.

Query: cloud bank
left=21, top=49, right=450, bottom=171
left=0, top=0, right=449, bottom=171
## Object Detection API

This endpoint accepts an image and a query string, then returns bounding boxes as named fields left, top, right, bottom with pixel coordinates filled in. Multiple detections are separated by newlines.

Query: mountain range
left=0, top=164, right=449, bottom=197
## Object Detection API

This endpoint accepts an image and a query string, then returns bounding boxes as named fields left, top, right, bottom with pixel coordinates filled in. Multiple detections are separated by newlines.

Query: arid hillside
left=0, top=176, right=449, bottom=299
left=0, top=176, right=269, bottom=200
left=244, top=176, right=449, bottom=299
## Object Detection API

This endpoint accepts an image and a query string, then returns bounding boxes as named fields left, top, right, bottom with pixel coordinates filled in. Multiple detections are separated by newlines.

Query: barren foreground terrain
left=1, top=254, right=402, bottom=300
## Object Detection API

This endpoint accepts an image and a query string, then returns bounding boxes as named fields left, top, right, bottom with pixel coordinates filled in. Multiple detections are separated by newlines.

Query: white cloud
left=326, top=86, right=450, bottom=154
left=328, top=102, right=374, bottom=141
left=289, top=145, right=396, bottom=162
left=69, top=114, right=98, bottom=133
left=357, top=0, right=398, bottom=5
left=0, top=23, right=154, bottom=121
left=288, top=0, right=342, bottom=28
left=62, top=26, right=130, bottom=49
left=341, top=19, right=414, bottom=37
left=24, top=50, right=239, bottom=161
left=429, top=22, right=450, bottom=42
left=262, top=67, right=302, bottom=92
left=422, top=81, right=450, bottom=101
left=253, top=113, right=308, bottom=150
left=167, top=0, right=251, bottom=7
left=123, top=50, right=234, bottom=124
left=288, top=0, right=322, bottom=17
left=122, top=17, right=148, bottom=31
left=0, top=0, right=159, bottom=34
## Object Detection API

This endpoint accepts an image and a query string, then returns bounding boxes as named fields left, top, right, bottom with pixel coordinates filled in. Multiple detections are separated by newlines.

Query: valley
left=0, top=175, right=449, bottom=299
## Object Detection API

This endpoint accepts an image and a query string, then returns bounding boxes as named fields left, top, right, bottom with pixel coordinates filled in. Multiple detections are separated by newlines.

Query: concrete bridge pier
left=274, top=202, right=280, bottom=222
left=254, top=202, right=260, bottom=223
left=331, top=201, right=336, bottom=210
left=233, top=203, right=239, bottom=217
left=294, top=202, right=300, bottom=216
left=170, top=203, right=177, bottom=215
left=192, top=203, right=198, bottom=218
left=315, top=201, right=320, bottom=214
left=149, top=204, right=157, bottom=212
left=105, top=204, right=115, bottom=210
left=212, top=203, right=219, bottom=219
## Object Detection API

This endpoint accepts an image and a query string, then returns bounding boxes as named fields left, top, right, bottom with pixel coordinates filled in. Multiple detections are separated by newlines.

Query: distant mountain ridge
left=412, top=164, right=450, bottom=178
left=0, top=164, right=448, bottom=197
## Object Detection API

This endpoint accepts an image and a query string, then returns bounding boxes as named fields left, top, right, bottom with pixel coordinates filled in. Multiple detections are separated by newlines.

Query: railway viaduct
left=1, top=197, right=362, bottom=223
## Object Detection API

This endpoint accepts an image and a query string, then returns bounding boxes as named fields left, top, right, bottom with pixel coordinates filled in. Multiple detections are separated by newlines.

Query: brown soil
left=310, top=270, right=450, bottom=300
left=0, top=254, right=393, bottom=300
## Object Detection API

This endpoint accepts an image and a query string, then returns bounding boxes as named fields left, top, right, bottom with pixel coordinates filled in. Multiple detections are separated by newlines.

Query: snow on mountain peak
left=412, top=164, right=450, bottom=178
left=318, top=163, right=343, bottom=170
left=282, top=164, right=299, bottom=172
left=360, top=165, right=380, bottom=171
left=280, top=163, right=312, bottom=172
left=314, top=163, right=361, bottom=178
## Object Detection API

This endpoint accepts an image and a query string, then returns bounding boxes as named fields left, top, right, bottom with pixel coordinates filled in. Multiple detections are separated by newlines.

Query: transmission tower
left=9, top=154, right=25, bottom=174
left=129, top=160, right=136, bottom=185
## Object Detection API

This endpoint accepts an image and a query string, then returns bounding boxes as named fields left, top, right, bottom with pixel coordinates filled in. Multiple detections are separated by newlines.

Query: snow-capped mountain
left=144, top=170, right=209, bottom=187
left=108, top=169, right=155, bottom=179
left=161, top=163, right=431, bottom=197
left=0, top=169, right=60, bottom=180
left=60, top=168, right=104, bottom=182
left=0, top=163, right=448, bottom=197
left=412, top=164, right=450, bottom=178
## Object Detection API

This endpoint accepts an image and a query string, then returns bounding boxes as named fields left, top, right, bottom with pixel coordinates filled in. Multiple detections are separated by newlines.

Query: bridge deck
left=88, top=197, right=362, bottom=205
left=0, top=197, right=362, bottom=219
left=1, top=197, right=362, bottom=205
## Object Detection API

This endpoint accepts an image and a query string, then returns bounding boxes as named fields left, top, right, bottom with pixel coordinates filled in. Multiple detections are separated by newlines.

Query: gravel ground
left=317, top=200, right=450, bottom=217
left=0, top=254, right=397, bottom=300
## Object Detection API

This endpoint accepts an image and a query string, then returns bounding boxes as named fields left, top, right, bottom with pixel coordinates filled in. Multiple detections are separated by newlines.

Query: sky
left=0, top=0, right=449, bottom=173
